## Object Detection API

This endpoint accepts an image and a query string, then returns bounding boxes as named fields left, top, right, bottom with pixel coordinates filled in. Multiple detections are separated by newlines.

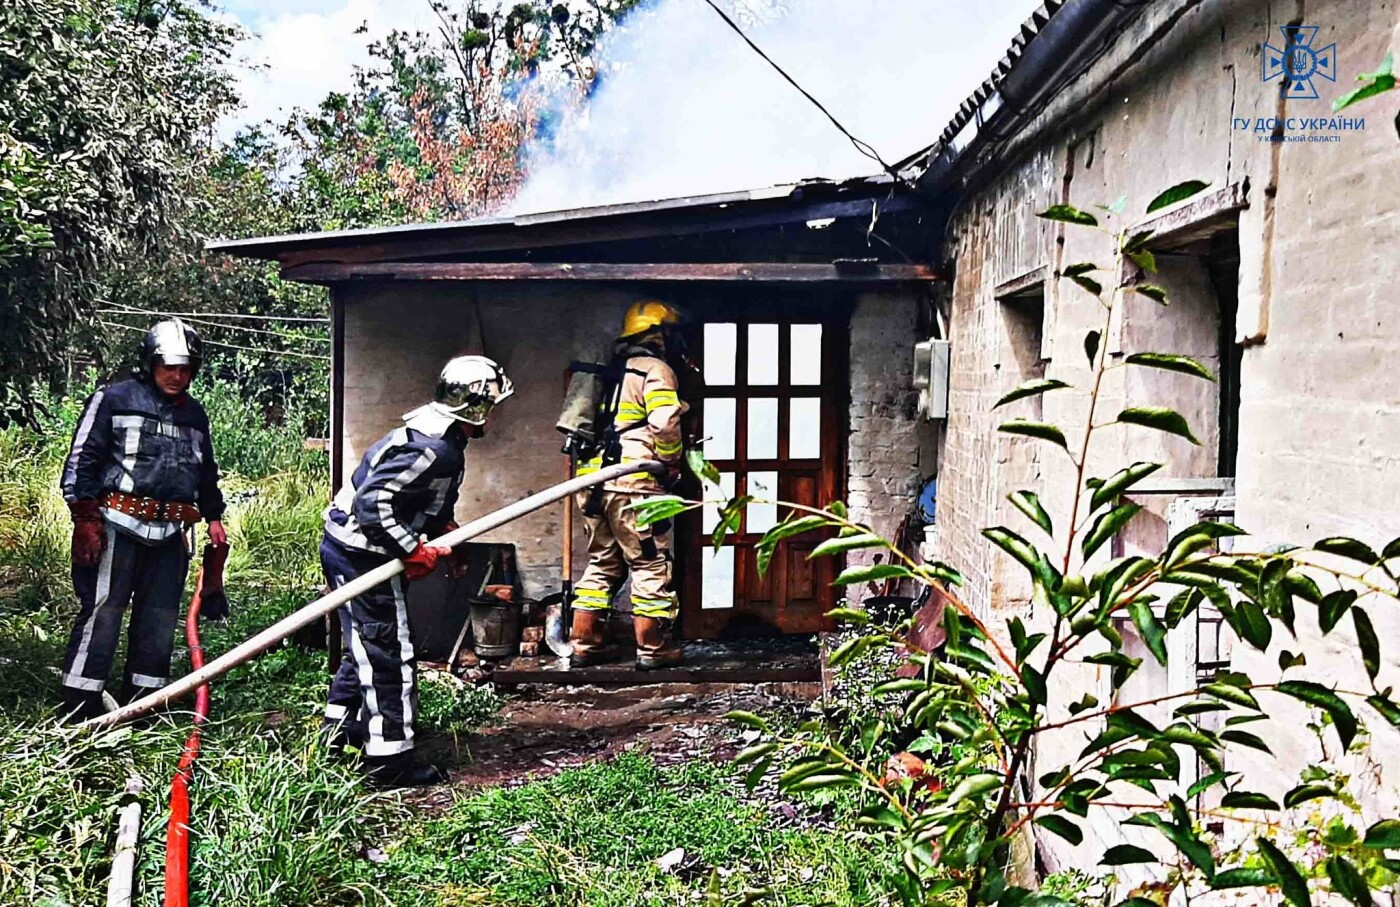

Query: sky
left=216, top=0, right=439, bottom=141
left=218, top=0, right=1043, bottom=209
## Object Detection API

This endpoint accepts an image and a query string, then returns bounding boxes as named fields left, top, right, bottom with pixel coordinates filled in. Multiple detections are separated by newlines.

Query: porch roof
left=206, top=174, right=914, bottom=269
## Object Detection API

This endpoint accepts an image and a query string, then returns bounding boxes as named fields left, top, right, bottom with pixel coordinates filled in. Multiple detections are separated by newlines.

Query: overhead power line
left=101, top=302, right=329, bottom=323
left=699, top=0, right=901, bottom=181
left=100, top=321, right=332, bottom=362
left=101, top=307, right=329, bottom=344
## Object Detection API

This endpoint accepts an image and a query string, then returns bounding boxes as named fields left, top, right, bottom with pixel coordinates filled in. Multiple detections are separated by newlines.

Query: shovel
left=540, top=452, right=575, bottom=658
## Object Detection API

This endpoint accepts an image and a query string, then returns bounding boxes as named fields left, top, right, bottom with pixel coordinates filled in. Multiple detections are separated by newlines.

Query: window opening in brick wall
left=995, top=284, right=1048, bottom=611
left=998, top=288, right=1048, bottom=418
left=1206, top=231, right=1242, bottom=477
left=1139, top=228, right=1241, bottom=478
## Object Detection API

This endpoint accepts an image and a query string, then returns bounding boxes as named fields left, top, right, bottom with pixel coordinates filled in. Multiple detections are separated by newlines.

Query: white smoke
left=511, top=0, right=1042, bottom=214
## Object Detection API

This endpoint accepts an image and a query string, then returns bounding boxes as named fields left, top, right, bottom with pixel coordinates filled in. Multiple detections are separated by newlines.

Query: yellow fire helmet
left=619, top=299, right=685, bottom=339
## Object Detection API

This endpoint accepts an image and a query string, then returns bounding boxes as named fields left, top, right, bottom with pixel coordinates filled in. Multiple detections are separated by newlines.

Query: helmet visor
left=438, top=395, right=495, bottom=426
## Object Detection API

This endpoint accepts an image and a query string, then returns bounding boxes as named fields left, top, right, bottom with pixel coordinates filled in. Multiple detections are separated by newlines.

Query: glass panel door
left=680, top=311, right=845, bottom=639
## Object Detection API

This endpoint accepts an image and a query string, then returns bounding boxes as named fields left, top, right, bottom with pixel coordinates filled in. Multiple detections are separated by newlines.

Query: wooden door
left=678, top=308, right=847, bottom=639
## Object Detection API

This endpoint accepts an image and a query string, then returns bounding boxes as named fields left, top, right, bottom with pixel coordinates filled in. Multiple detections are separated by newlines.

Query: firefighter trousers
left=320, top=537, right=419, bottom=757
left=62, top=524, right=190, bottom=700
left=573, top=490, right=677, bottom=619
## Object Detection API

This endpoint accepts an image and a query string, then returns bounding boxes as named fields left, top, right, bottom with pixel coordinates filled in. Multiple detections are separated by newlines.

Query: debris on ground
left=407, top=681, right=819, bottom=811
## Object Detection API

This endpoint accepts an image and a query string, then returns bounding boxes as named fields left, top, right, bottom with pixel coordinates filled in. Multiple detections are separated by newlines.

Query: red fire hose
left=164, top=544, right=228, bottom=907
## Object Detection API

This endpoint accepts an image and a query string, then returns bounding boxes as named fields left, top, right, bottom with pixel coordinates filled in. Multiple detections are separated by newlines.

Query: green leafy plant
left=1333, top=51, right=1398, bottom=139
left=638, top=181, right=1400, bottom=906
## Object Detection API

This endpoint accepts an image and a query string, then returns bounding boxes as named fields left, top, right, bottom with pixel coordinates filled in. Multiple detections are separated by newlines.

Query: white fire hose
left=106, top=776, right=143, bottom=907
left=82, top=459, right=662, bottom=732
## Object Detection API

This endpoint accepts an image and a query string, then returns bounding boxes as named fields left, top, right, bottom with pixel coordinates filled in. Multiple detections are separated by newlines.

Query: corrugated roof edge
left=893, top=0, right=1066, bottom=176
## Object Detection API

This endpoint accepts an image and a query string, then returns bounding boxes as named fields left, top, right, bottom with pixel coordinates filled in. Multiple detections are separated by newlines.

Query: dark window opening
left=1205, top=232, right=1242, bottom=478
left=998, top=287, right=1047, bottom=420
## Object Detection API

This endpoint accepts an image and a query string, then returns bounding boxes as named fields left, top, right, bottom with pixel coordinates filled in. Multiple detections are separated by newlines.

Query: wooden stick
left=83, top=460, right=661, bottom=731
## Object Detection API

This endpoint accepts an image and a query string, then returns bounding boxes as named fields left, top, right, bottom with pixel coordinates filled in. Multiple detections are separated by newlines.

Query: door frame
left=671, top=289, right=852, bottom=640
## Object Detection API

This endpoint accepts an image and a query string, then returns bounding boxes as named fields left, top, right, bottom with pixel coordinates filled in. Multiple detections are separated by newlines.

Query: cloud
left=218, top=0, right=437, bottom=140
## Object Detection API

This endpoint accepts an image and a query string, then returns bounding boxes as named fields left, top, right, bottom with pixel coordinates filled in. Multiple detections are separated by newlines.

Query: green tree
left=280, top=0, right=637, bottom=226
left=103, top=129, right=332, bottom=435
left=0, top=0, right=238, bottom=426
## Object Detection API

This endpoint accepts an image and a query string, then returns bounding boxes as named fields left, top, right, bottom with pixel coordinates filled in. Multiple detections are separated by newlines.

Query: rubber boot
left=568, top=609, right=617, bottom=668
left=634, top=616, right=684, bottom=670
left=58, top=687, right=106, bottom=724
left=363, top=752, right=449, bottom=788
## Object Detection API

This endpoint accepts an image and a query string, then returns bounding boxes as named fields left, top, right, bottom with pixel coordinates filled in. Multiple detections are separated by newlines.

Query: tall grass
left=0, top=370, right=330, bottom=615
left=370, top=750, right=922, bottom=907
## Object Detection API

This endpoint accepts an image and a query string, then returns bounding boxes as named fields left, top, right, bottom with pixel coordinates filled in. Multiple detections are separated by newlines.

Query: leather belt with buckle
left=102, top=492, right=202, bottom=524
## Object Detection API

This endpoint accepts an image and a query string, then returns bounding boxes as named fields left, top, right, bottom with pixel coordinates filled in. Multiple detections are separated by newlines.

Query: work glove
left=198, top=543, right=232, bottom=621
left=403, top=542, right=453, bottom=580
left=661, top=465, right=685, bottom=492
left=68, top=500, right=105, bottom=568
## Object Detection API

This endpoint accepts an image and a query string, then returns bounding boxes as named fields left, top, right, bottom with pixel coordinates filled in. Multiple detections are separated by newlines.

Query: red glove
left=68, top=500, right=105, bottom=568
left=403, top=543, right=452, bottom=580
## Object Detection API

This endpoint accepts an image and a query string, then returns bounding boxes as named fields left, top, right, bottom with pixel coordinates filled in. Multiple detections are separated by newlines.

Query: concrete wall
left=339, top=282, right=931, bottom=610
left=929, top=0, right=1400, bottom=883
left=340, top=282, right=631, bottom=599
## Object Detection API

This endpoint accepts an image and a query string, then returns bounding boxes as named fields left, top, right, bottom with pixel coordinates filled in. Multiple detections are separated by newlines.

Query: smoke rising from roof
left=511, top=0, right=1039, bottom=214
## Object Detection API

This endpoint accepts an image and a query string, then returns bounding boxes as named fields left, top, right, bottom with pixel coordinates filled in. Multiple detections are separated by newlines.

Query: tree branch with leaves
left=633, top=181, right=1400, bottom=907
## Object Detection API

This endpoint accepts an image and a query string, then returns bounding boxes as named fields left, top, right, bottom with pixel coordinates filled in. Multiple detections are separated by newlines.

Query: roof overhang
left=207, top=175, right=917, bottom=269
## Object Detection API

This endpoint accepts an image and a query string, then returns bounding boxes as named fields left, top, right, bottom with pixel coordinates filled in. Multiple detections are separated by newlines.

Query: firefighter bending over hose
left=320, top=355, right=512, bottom=787
left=570, top=299, right=690, bottom=670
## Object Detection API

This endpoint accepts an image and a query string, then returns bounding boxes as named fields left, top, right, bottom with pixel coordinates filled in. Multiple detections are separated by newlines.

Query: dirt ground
left=410, top=681, right=821, bottom=810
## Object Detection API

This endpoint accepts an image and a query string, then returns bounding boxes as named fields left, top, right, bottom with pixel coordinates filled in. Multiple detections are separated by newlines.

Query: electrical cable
left=101, top=307, right=330, bottom=342
left=101, top=300, right=329, bottom=323
left=698, top=0, right=905, bottom=183
left=99, top=322, right=331, bottom=361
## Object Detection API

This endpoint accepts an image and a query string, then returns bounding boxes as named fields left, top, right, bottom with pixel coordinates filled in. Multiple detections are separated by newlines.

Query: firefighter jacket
left=579, top=349, right=687, bottom=494
left=61, top=375, right=226, bottom=544
left=323, top=422, right=467, bottom=559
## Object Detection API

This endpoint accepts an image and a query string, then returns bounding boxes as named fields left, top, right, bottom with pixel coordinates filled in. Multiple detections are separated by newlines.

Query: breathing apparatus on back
left=554, top=299, right=690, bottom=462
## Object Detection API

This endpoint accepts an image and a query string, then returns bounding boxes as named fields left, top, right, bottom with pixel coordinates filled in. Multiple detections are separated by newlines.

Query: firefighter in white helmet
left=320, top=355, right=512, bottom=787
left=58, top=319, right=228, bottom=721
left=570, top=299, right=690, bottom=670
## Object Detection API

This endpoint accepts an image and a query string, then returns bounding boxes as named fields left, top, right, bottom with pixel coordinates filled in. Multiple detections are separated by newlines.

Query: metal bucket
left=470, top=601, right=521, bottom=658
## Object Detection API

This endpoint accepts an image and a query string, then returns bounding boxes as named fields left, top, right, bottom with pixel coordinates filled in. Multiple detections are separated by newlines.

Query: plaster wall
left=339, top=283, right=931, bottom=610
left=929, top=0, right=1400, bottom=883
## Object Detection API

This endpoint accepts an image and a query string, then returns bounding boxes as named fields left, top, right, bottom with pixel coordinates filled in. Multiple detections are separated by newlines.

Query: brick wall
left=930, top=0, right=1400, bottom=881
left=846, top=291, right=938, bottom=603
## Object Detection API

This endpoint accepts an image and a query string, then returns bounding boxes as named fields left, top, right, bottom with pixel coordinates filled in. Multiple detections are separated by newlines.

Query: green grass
left=0, top=375, right=947, bottom=907
left=367, top=750, right=913, bottom=907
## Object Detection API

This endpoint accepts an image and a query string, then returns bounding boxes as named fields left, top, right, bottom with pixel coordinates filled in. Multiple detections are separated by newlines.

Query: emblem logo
left=1262, top=25, right=1336, bottom=100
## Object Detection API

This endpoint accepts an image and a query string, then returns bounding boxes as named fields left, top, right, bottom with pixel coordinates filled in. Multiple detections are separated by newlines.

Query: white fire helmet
left=431, top=355, right=513, bottom=426
left=140, top=318, right=203, bottom=375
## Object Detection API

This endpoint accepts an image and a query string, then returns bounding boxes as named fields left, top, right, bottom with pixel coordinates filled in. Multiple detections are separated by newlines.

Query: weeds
left=373, top=750, right=919, bottom=907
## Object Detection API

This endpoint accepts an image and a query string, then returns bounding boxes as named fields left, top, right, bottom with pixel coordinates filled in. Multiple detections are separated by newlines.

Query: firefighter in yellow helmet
left=571, top=299, right=690, bottom=669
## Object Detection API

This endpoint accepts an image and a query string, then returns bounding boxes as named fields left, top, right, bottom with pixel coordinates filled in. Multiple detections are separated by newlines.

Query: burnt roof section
left=208, top=174, right=910, bottom=265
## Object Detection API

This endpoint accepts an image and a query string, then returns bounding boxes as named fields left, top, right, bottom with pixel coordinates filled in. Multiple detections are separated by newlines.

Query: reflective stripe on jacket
left=577, top=352, right=686, bottom=493
left=323, top=425, right=466, bottom=558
